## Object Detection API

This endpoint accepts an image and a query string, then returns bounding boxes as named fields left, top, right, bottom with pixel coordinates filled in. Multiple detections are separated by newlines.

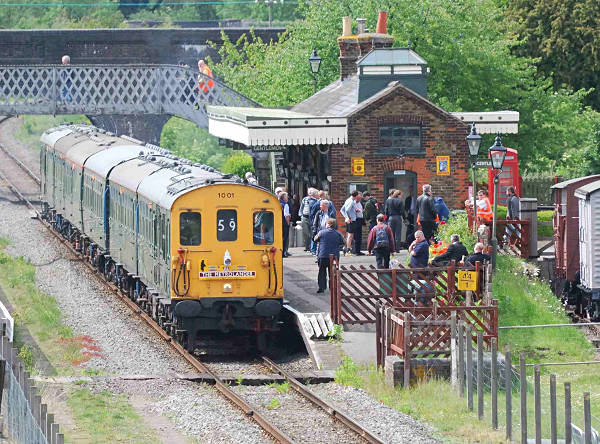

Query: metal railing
left=0, top=326, right=64, bottom=443
left=451, top=322, right=599, bottom=443
left=0, top=64, right=257, bottom=128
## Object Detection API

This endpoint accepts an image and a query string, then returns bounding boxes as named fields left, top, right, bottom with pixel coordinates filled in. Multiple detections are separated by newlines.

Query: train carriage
left=40, top=124, right=284, bottom=351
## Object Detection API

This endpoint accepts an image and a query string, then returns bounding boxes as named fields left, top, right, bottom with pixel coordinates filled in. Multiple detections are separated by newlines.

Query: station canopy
left=206, top=106, right=347, bottom=147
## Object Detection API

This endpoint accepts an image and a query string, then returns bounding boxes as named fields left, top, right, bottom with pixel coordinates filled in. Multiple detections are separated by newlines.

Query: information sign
left=457, top=270, right=478, bottom=291
left=351, top=157, right=365, bottom=176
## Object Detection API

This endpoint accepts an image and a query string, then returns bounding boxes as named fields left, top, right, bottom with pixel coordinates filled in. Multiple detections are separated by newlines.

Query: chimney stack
left=337, top=17, right=360, bottom=80
left=356, top=18, right=366, bottom=34
left=376, top=10, right=387, bottom=34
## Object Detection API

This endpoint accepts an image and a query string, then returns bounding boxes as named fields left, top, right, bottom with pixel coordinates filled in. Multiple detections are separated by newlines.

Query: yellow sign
left=436, top=156, right=450, bottom=175
left=457, top=270, right=478, bottom=291
left=351, top=157, right=365, bottom=176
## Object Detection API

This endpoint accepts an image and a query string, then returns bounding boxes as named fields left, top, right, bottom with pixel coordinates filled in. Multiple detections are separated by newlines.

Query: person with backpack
left=363, top=192, right=378, bottom=231
left=367, top=214, right=396, bottom=269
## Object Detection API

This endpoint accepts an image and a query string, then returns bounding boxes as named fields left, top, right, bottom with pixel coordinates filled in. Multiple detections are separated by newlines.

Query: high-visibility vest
left=478, top=197, right=493, bottom=222
left=198, top=65, right=215, bottom=93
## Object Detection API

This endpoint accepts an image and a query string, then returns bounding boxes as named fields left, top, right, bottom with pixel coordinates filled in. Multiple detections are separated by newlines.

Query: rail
left=0, top=140, right=296, bottom=444
left=0, top=64, right=257, bottom=129
left=262, top=356, right=386, bottom=444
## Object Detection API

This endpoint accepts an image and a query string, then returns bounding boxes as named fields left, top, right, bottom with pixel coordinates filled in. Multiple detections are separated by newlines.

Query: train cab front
left=169, top=189, right=284, bottom=350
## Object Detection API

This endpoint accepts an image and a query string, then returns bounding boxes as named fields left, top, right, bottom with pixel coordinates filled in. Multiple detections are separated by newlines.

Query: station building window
left=253, top=211, right=274, bottom=245
left=180, top=211, right=201, bottom=246
left=378, top=124, right=423, bottom=155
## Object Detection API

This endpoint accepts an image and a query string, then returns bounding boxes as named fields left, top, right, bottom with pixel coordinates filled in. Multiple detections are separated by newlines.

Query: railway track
left=0, top=131, right=387, bottom=444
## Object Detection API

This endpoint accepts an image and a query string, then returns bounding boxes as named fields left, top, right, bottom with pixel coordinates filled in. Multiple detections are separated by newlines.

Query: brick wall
left=329, top=84, right=470, bottom=225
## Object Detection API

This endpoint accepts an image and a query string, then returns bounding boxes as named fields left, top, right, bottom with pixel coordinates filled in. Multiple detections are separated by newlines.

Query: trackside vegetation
left=334, top=215, right=598, bottom=442
left=0, top=238, right=160, bottom=443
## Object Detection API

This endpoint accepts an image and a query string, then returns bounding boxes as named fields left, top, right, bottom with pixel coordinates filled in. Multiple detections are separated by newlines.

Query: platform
left=283, top=246, right=409, bottom=369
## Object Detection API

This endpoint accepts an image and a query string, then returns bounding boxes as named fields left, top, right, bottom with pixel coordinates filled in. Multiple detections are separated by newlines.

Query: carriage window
left=217, top=209, right=237, bottom=241
left=180, top=212, right=201, bottom=246
left=253, top=211, right=274, bottom=245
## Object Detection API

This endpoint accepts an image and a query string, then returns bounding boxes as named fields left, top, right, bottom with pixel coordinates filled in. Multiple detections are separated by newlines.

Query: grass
left=494, top=255, right=594, bottom=364
left=333, top=213, right=600, bottom=442
left=67, top=389, right=159, bottom=444
left=14, top=115, right=89, bottom=148
left=0, top=242, right=93, bottom=375
left=0, top=238, right=162, bottom=442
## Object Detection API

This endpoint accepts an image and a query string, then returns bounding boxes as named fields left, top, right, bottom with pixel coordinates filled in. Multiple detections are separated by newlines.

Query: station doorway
left=384, top=170, right=417, bottom=202
left=384, top=170, right=417, bottom=243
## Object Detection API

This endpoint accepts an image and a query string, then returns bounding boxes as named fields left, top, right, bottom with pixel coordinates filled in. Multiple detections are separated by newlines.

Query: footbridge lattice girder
left=0, top=64, right=257, bottom=129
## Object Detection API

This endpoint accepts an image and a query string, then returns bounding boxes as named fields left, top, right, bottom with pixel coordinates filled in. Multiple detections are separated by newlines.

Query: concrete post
left=519, top=198, right=538, bottom=258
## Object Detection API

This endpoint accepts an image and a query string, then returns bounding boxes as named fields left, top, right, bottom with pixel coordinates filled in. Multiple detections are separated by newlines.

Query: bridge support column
left=87, top=114, right=171, bottom=145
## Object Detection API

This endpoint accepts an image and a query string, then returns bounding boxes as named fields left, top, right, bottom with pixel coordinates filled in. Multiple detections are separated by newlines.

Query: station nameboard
left=251, top=145, right=284, bottom=152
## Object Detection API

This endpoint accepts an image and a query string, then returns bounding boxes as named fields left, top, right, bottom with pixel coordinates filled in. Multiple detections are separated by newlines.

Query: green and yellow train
left=40, top=124, right=284, bottom=350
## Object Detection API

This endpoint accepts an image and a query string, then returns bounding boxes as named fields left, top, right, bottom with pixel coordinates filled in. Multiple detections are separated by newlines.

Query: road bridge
left=0, top=27, right=284, bottom=67
left=0, top=64, right=257, bottom=144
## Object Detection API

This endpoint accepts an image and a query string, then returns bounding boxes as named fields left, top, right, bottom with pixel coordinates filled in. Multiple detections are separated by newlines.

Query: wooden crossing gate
left=329, top=259, right=486, bottom=326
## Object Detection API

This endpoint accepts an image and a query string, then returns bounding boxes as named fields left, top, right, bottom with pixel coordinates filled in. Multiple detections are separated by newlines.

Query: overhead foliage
left=213, top=0, right=600, bottom=177
left=504, top=0, right=600, bottom=110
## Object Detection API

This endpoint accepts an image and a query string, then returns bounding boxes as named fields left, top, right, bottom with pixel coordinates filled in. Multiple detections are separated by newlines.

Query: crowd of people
left=273, top=181, right=519, bottom=294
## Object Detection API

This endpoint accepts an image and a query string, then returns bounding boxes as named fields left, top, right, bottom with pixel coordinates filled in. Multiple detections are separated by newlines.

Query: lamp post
left=308, top=49, right=322, bottom=94
left=257, top=0, right=283, bottom=27
left=466, top=123, right=482, bottom=228
left=488, top=132, right=507, bottom=269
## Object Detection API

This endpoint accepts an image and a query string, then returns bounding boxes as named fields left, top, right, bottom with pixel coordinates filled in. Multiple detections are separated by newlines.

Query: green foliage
left=16, top=115, right=90, bottom=149
left=236, top=374, right=244, bottom=386
left=273, top=381, right=290, bottom=394
left=18, top=345, right=35, bottom=373
left=494, top=255, right=593, bottom=364
left=505, top=0, right=600, bottom=110
left=68, top=389, right=159, bottom=443
left=0, top=2, right=126, bottom=29
left=327, top=323, right=343, bottom=343
left=160, top=117, right=232, bottom=169
left=537, top=210, right=554, bottom=238
left=266, top=398, right=281, bottom=410
left=436, top=213, right=477, bottom=252
left=221, top=152, right=254, bottom=178
left=334, top=355, right=363, bottom=388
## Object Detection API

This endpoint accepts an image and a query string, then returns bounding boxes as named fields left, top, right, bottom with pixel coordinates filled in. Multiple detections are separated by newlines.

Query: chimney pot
left=376, top=10, right=388, bottom=34
left=342, top=16, right=352, bottom=36
left=356, top=18, right=366, bottom=35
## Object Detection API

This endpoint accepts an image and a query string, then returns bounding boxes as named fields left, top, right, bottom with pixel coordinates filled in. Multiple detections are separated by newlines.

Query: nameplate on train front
left=198, top=271, right=257, bottom=279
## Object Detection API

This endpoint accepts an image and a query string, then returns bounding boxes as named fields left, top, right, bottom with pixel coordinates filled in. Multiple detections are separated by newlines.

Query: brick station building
left=207, top=16, right=518, bottom=239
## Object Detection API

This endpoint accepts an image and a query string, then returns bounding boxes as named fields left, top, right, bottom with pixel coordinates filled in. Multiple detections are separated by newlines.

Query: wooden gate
left=330, top=258, right=486, bottom=326
left=375, top=302, right=498, bottom=385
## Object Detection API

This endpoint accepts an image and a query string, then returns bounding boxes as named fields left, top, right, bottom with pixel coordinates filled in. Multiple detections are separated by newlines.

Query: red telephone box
left=488, top=147, right=520, bottom=205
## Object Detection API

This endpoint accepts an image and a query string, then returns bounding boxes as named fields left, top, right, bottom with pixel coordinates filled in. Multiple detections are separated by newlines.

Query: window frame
left=179, top=211, right=202, bottom=246
left=216, top=209, right=238, bottom=242
left=377, top=124, right=423, bottom=156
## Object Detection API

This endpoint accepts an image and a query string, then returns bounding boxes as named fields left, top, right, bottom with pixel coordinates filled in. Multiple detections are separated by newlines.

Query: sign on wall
left=351, top=157, right=365, bottom=176
left=436, top=156, right=450, bottom=175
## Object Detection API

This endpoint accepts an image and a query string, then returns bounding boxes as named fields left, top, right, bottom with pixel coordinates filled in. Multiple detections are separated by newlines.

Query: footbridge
left=0, top=64, right=257, bottom=143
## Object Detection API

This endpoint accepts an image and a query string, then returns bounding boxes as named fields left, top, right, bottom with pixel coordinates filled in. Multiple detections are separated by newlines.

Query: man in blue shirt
left=409, top=230, right=429, bottom=268
left=314, top=218, right=344, bottom=293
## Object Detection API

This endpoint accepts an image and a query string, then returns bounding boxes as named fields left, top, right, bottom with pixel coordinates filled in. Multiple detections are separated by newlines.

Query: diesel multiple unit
left=40, top=124, right=283, bottom=350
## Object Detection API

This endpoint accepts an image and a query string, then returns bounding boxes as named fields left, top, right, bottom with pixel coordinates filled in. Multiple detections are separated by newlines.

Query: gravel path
left=312, top=383, right=441, bottom=443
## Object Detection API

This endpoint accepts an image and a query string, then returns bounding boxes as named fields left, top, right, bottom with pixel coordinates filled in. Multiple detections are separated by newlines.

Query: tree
left=505, top=0, right=600, bottom=110
left=212, top=0, right=600, bottom=176
left=221, top=152, right=254, bottom=178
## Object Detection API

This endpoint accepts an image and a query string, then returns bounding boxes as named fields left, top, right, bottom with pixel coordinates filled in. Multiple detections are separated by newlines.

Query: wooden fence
left=467, top=211, right=531, bottom=258
left=329, top=259, right=488, bottom=326
left=376, top=303, right=498, bottom=387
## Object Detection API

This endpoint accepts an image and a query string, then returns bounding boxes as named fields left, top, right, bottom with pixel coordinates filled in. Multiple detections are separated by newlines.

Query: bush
left=537, top=210, right=554, bottom=238
left=221, top=152, right=254, bottom=178
left=436, top=213, right=477, bottom=251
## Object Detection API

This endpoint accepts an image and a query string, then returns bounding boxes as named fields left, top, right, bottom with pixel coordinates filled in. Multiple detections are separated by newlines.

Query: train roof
left=551, top=174, right=600, bottom=190
left=41, top=123, right=267, bottom=209
left=574, top=180, right=600, bottom=199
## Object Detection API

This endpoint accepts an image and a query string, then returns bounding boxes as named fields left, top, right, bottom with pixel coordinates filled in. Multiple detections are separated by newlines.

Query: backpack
left=375, top=226, right=390, bottom=249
